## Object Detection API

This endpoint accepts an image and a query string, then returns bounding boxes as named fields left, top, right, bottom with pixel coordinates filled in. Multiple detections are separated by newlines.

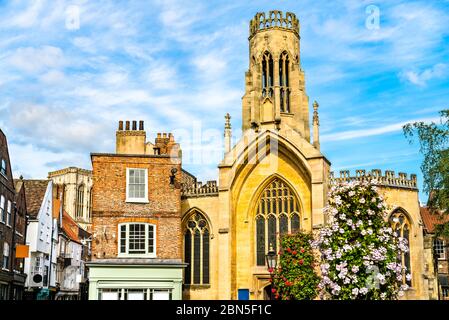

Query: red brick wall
left=91, top=155, right=182, bottom=260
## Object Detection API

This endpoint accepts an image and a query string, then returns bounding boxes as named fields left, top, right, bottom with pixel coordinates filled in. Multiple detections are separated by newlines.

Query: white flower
left=380, top=292, right=387, bottom=300
left=335, top=196, right=342, bottom=205
left=406, top=274, right=412, bottom=281
left=361, top=229, right=367, bottom=236
left=352, top=288, right=359, bottom=296
left=401, top=284, right=409, bottom=291
left=349, top=191, right=355, bottom=197
left=352, top=266, right=359, bottom=273
left=367, top=228, right=373, bottom=235
left=360, top=198, right=366, bottom=204
left=359, top=287, right=368, bottom=295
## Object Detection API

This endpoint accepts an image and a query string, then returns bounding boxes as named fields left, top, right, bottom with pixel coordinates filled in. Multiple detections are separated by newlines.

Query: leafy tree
left=271, top=231, right=320, bottom=300
left=313, top=180, right=409, bottom=300
left=403, top=110, right=449, bottom=213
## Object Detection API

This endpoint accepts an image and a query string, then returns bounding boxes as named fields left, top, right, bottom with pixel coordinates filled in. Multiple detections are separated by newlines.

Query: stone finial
left=225, top=113, right=231, bottom=130
left=224, top=113, right=232, bottom=153
left=312, top=101, right=319, bottom=126
left=312, top=101, right=320, bottom=150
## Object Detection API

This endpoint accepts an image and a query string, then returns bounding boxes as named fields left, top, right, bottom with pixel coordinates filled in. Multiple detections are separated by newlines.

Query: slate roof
left=22, top=179, right=50, bottom=218
left=420, top=206, right=449, bottom=234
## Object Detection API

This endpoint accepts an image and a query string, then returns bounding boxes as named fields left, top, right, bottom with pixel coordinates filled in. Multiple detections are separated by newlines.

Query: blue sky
left=0, top=0, right=449, bottom=203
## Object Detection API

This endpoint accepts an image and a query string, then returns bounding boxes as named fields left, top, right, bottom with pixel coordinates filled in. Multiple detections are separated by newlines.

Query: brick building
left=87, top=121, right=186, bottom=300
left=420, top=207, right=449, bottom=299
left=0, top=129, right=27, bottom=300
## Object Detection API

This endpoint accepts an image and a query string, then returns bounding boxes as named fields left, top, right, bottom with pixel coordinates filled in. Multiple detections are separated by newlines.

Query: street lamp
left=265, top=243, right=277, bottom=300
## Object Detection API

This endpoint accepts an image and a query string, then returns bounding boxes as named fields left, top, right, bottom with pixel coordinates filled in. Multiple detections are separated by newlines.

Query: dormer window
left=126, top=168, right=149, bottom=203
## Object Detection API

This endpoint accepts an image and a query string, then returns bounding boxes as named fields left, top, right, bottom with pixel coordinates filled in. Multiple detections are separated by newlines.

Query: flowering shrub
left=272, top=232, right=320, bottom=300
left=313, top=180, right=410, bottom=300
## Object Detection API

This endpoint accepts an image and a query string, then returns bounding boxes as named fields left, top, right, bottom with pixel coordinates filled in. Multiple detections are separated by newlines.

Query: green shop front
left=87, top=259, right=186, bottom=300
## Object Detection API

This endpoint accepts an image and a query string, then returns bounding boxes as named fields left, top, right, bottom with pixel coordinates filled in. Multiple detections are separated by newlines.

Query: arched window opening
left=279, top=52, right=291, bottom=113
left=262, top=52, right=274, bottom=98
left=255, top=178, right=301, bottom=266
left=184, top=211, right=210, bottom=285
left=76, top=185, right=84, bottom=221
left=389, top=210, right=412, bottom=286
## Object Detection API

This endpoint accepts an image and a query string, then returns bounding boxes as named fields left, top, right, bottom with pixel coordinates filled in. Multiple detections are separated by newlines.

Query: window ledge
left=125, top=199, right=150, bottom=204
left=117, top=254, right=156, bottom=259
left=184, top=284, right=211, bottom=290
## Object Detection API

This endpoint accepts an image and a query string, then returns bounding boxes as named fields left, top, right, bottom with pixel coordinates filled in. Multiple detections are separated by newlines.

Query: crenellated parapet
left=249, top=10, right=299, bottom=39
left=330, top=169, right=417, bottom=190
left=182, top=180, right=219, bottom=198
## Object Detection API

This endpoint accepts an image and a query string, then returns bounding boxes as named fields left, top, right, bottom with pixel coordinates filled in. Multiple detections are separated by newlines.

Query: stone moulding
left=182, top=180, right=219, bottom=198
left=330, top=169, right=418, bottom=190
left=249, top=10, right=300, bottom=40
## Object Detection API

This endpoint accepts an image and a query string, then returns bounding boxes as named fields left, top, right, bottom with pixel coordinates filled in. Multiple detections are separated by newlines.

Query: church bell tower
left=242, top=10, right=310, bottom=141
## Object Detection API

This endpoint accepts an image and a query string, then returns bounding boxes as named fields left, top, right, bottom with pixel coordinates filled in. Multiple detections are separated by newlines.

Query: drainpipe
left=9, top=202, right=18, bottom=300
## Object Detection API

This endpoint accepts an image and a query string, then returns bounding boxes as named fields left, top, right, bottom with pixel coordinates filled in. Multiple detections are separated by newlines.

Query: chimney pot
left=139, top=121, right=144, bottom=131
left=157, top=133, right=162, bottom=138
left=118, top=121, right=124, bottom=130
left=125, top=121, right=130, bottom=130
left=132, top=121, right=137, bottom=130
left=163, top=133, right=167, bottom=138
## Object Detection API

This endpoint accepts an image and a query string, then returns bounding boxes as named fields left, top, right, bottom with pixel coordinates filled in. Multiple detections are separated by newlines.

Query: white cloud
left=7, top=45, right=65, bottom=73
left=7, top=103, right=112, bottom=153
left=401, top=64, right=448, bottom=87
left=322, top=116, right=440, bottom=142
left=4, top=0, right=45, bottom=28
left=40, top=69, right=66, bottom=84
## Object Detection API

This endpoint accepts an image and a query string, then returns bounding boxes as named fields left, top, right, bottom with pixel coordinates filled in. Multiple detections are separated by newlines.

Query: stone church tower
left=181, top=10, right=330, bottom=300
left=242, top=11, right=310, bottom=138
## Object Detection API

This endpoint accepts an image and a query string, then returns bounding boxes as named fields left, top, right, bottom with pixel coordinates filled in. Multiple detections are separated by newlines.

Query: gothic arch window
left=261, top=51, right=274, bottom=98
left=255, top=178, right=301, bottom=266
left=389, top=210, right=412, bottom=286
left=76, top=184, right=84, bottom=221
left=184, top=211, right=210, bottom=285
left=279, top=51, right=290, bottom=113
